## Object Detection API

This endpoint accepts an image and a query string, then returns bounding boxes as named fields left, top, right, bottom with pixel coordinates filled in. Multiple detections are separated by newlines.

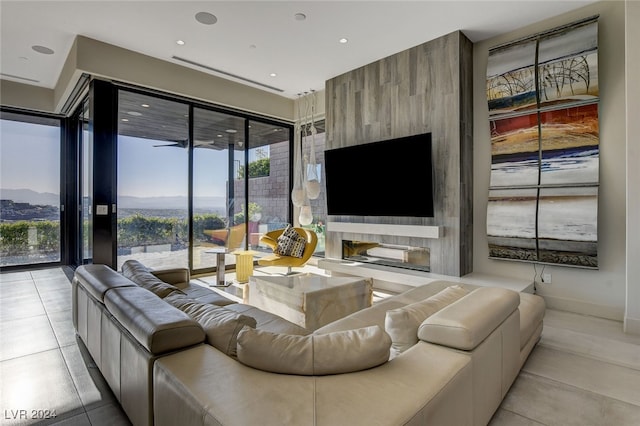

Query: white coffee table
left=248, top=273, right=373, bottom=331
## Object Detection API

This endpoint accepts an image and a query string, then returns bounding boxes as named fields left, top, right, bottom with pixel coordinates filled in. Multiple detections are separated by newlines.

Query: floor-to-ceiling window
left=111, top=87, right=293, bottom=273
left=192, top=108, right=246, bottom=271
left=116, top=91, right=189, bottom=270
left=0, top=110, right=62, bottom=267
left=246, top=121, right=291, bottom=255
left=0, top=82, right=295, bottom=272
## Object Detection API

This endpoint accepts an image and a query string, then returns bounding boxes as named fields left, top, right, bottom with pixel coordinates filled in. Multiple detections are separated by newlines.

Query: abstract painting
left=486, top=16, right=599, bottom=268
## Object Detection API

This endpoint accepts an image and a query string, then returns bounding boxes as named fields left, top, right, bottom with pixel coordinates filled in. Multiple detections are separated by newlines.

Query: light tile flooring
left=1, top=266, right=639, bottom=425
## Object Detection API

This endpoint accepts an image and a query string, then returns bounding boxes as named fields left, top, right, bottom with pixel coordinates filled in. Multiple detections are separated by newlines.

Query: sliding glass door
left=116, top=91, right=189, bottom=270
left=84, top=85, right=295, bottom=274
left=0, top=111, right=62, bottom=267
left=192, top=108, right=246, bottom=271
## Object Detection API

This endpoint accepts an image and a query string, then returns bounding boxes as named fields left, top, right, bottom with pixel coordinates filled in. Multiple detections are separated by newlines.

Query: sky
left=1, top=119, right=60, bottom=194
left=117, top=135, right=229, bottom=198
left=1, top=119, right=233, bottom=199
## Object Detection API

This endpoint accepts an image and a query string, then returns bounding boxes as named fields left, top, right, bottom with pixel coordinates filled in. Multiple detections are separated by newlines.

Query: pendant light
left=291, top=93, right=306, bottom=207
left=298, top=204, right=313, bottom=225
left=305, top=90, right=321, bottom=199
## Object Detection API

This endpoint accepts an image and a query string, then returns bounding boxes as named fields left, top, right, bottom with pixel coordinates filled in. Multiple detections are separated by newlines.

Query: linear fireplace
left=342, top=240, right=430, bottom=272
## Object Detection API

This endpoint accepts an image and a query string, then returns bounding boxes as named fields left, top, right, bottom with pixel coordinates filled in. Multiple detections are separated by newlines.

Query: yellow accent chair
left=257, top=227, right=317, bottom=275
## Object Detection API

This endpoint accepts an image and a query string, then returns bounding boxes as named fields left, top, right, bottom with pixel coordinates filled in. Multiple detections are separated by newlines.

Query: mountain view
left=0, top=188, right=226, bottom=211
left=0, top=188, right=59, bottom=206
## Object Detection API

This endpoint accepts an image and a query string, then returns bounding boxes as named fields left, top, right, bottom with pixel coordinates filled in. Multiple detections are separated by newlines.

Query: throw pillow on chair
left=274, top=226, right=307, bottom=258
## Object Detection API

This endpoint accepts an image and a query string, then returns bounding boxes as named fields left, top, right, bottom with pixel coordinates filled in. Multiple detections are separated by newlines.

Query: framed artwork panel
left=486, top=15, right=599, bottom=268
left=487, top=188, right=538, bottom=262
left=537, top=186, right=598, bottom=267
left=539, top=103, right=599, bottom=186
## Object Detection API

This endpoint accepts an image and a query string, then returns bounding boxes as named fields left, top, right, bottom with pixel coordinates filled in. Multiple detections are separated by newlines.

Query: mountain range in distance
left=0, top=188, right=226, bottom=210
left=1, top=188, right=59, bottom=206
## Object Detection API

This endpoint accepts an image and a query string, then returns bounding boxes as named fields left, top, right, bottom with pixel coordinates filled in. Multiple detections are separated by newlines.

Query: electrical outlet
left=542, top=273, right=552, bottom=284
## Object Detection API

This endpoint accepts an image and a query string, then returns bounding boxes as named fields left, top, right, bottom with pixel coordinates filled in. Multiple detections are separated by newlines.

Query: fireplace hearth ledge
left=318, top=258, right=535, bottom=294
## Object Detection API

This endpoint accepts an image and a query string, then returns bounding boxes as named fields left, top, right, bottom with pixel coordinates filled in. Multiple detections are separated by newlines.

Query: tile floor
left=1, top=266, right=639, bottom=425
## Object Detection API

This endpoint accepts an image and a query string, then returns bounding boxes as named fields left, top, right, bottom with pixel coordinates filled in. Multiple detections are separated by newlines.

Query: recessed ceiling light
left=195, top=11, right=218, bottom=25
left=121, top=118, right=129, bottom=122
left=141, top=104, right=150, bottom=108
left=269, top=73, right=277, bottom=77
left=32, top=45, right=54, bottom=55
left=127, top=111, right=142, bottom=116
left=339, top=38, right=348, bottom=44
left=176, top=40, right=185, bottom=46
left=226, top=129, right=237, bottom=134
left=217, top=134, right=223, bottom=138
left=294, top=13, right=306, bottom=21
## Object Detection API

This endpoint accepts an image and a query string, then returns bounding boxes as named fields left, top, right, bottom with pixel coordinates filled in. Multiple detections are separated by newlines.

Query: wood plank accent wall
left=324, top=31, right=473, bottom=276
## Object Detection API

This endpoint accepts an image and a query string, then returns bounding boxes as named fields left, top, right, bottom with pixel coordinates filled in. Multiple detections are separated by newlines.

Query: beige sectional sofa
left=72, top=261, right=545, bottom=426
left=72, top=261, right=308, bottom=426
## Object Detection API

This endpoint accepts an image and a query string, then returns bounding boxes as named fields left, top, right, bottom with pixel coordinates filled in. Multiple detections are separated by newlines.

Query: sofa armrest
left=417, top=287, right=519, bottom=351
left=151, top=268, right=190, bottom=289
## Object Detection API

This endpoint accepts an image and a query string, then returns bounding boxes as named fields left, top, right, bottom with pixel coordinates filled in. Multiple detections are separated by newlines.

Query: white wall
left=625, top=0, right=640, bottom=334
left=473, top=1, right=629, bottom=320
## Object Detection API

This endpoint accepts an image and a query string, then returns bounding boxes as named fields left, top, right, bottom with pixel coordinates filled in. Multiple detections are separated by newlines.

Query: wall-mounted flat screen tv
left=324, top=132, right=434, bottom=217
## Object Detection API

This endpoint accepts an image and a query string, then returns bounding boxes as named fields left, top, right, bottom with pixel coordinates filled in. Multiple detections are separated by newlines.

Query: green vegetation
left=237, top=158, right=270, bottom=178
left=117, top=214, right=179, bottom=247
left=233, top=202, right=263, bottom=225
left=0, top=213, right=230, bottom=256
left=0, top=220, right=60, bottom=256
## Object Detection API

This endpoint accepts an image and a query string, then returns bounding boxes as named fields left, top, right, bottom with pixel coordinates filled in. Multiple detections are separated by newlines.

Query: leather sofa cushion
left=179, top=284, right=238, bottom=307
left=418, top=287, right=520, bottom=350
left=385, top=285, right=469, bottom=356
left=74, top=264, right=137, bottom=302
left=121, top=259, right=184, bottom=299
left=104, top=286, right=205, bottom=354
left=236, top=325, right=391, bottom=375
left=165, top=293, right=256, bottom=357
left=224, top=303, right=310, bottom=335
left=518, top=292, right=546, bottom=349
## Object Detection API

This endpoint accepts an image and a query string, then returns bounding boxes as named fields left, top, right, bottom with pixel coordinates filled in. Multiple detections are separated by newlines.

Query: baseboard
left=541, top=294, right=624, bottom=321
left=624, top=316, right=640, bottom=336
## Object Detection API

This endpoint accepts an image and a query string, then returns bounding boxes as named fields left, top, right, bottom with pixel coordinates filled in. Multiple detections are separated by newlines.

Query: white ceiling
left=1, top=0, right=597, bottom=99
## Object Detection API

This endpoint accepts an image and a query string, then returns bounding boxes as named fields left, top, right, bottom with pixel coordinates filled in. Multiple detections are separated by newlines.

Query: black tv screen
left=324, top=133, right=434, bottom=217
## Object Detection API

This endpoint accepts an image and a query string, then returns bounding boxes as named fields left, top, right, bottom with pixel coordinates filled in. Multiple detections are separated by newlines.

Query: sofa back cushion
left=121, top=259, right=183, bottom=299
left=104, top=286, right=205, bottom=354
left=236, top=325, right=391, bottom=375
left=165, top=293, right=256, bottom=357
left=385, top=285, right=469, bottom=356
